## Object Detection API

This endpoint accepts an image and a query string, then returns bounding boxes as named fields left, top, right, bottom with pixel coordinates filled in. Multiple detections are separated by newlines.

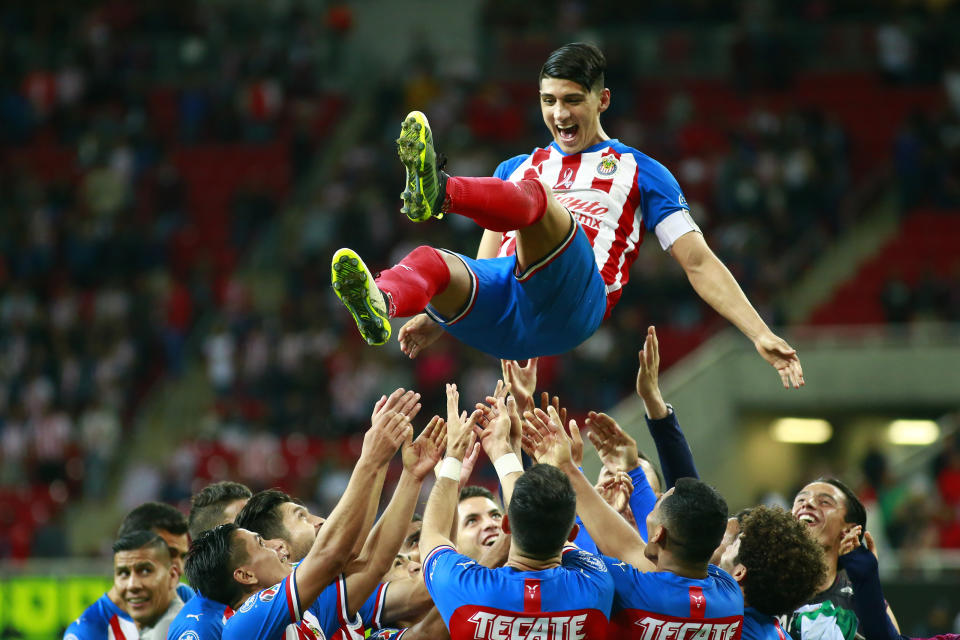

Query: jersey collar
left=549, top=138, right=619, bottom=156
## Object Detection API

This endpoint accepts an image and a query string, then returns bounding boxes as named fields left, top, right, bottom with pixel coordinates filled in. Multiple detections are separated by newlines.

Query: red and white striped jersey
left=494, top=139, right=700, bottom=316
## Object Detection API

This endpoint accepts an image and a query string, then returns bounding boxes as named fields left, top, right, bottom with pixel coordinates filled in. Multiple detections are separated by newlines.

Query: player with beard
left=787, top=479, right=900, bottom=640
left=719, top=506, right=826, bottom=640
left=168, top=482, right=253, bottom=640
left=330, top=42, right=803, bottom=390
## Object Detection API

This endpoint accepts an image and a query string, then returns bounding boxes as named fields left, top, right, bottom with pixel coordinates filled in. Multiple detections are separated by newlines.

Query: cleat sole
left=331, top=250, right=391, bottom=346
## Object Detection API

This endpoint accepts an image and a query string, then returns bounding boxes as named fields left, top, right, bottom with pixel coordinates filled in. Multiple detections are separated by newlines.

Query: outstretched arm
left=635, top=326, right=699, bottom=487
left=838, top=529, right=903, bottom=640
left=670, top=232, right=803, bottom=389
left=420, top=384, right=482, bottom=559
left=297, top=409, right=411, bottom=609
left=344, top=415, right=444, bottom=616
left=523, top=407, right=656, bottom=571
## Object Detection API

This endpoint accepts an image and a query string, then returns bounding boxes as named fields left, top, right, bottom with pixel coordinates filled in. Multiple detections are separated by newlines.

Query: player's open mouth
left=126, top=596, right=150, bottom=608
left=557, top=124, right=578, bottom=143
left=796, top=513, right=818, bottom=526
left=482, top=533, right=499, bottom=546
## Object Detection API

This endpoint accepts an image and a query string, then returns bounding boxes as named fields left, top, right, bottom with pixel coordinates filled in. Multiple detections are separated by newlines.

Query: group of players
left=66, top=332, right=912, bottom=640
left=62, top=41, right=946, bottom=640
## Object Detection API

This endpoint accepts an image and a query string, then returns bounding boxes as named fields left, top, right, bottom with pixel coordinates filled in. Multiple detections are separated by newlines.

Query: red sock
left=375, top=246, right=450, bottom=318
left=446, top=177, right=547, bottom=232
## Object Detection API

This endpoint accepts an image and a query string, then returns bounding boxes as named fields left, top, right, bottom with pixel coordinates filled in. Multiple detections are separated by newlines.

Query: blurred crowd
left=0, top=0, right=959, bottom=564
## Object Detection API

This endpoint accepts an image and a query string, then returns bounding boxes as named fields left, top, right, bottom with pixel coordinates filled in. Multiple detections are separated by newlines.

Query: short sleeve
left=633, top=157, right=701, bottom=250
left=357, top=582, right=389, bottom=631
left=422, top=545, right=486, bottom=625
left=494, top=154, right=529, bottom=180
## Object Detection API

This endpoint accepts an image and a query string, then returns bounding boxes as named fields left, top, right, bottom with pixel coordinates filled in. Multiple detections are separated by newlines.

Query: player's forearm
left=420, top=476, right=459, bottom=557
left=645, top=409, right=699, bottom=488
left=305, top=458, right=384, bottom=581
left=476, top=230, right=503, bottom=259
left=676, top=237, right=769, bottom=341
left=356, top=470, right=422, bottom=573
left=350, top=466, right=388, bottom=558
left=558, top=460, right=652, bottom=567
left=381, top=579, right=435, bottom=625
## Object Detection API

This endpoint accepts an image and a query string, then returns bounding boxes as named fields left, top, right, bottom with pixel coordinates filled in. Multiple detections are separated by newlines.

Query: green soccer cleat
left=331, top=248, right=391, bottom=346
left=396, top=110, right=448, bottom=222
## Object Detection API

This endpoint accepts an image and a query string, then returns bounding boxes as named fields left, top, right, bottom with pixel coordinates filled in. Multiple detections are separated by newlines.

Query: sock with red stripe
left=375, top=245, right=450, bottom=318
left=445, top=177, right=547, bottom=232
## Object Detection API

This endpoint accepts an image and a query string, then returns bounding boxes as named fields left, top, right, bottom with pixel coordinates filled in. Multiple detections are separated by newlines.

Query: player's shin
left=445, top=177, right=547, bottom=232
left=375, top=246, right=451, bottom=318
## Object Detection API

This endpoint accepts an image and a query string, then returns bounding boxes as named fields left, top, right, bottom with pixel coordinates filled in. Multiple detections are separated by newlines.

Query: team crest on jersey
left=678, top=193, right=688, bottom=207
left=177, top=632, right=201, bottom=640
left=259, top=584, right=280, bottom=602
left=595, top=156, right=619, bottom=178
left=239, top=595, right=256, bottom=613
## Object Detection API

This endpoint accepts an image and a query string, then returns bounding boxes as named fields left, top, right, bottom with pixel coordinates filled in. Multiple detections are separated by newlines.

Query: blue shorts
left=425, top=218, right=607, bottom=360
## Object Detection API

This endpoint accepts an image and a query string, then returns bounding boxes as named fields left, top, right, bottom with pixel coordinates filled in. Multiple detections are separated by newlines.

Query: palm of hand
left=404, top=439, right=440, bottom=479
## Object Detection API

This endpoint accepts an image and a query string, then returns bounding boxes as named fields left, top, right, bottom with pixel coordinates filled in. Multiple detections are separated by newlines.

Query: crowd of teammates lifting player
left=64, top=42, right=955, bottom=640
left=66, top=329, right=931, bottom=640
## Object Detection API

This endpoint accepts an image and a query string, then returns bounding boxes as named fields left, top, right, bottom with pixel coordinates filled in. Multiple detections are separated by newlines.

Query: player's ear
left=501, top=514, right=512, bottom=535
left=233, top=566, right=257, bottom=586
left=167, top=563, right=179, bottom=587
left=598, top=88, right=611, bottom=113
left=731, top=563, right=747, bottom=584
left=566, top=523, right=580, bottom=543
left=648, top=523, right=666, bottom=546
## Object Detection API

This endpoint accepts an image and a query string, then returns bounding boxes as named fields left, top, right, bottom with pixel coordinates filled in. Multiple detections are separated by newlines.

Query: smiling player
left=331, top=42, right=803, bottom=389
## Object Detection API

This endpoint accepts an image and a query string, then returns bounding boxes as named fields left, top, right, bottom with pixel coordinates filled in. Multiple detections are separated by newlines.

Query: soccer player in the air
left=168, top=481, right=253, bottom=640
left=331, top=42, right=803, bottom=390
left=524, top=408, right=743, bottom=638
left=786, top=479, right=900, bottom=640
left=718, top=506, right=826, bottom=640
left=185, top=405, right=411, bottom=640
left=65, top=531, right=184, bottom=640
left=419, top=384, right=615, bottom=639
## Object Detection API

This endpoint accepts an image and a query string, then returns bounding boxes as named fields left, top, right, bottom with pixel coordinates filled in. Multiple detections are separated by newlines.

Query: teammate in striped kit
left=331, top=42, right=803, bottom=389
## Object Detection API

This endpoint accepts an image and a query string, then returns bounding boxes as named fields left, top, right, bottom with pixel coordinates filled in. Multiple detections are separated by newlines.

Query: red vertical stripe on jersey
left=688, top=586, right=706, bottom=619
left=553, top=153, right=582, bottom=191
left=774, top=618, right=788, bottom=640
left=524, top=147, right=553, bottom=180
left=108, top=615, right=128, bottom=640
left=590, top=149, right=621, bottom=193
left=523, top=578, right=541, bottom=612
left=604, top=163, right=643, bottom=315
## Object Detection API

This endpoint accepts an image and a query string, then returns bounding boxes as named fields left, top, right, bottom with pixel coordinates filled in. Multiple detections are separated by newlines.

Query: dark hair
left=819, top=477, right=867, bottom=542
left=507, top=465, right=576, bottom=560
left=660, top=478, right=728, bottom=565
left=185, top=523, right=248, bottom=606
left=118, top=502, right=188, bottom=538
left=459, top=485, right=499, bottom=505
left=539, top=42, right=606, bottom=94
left=189, top=481, right=253, bottom=539
left=234, top=489, right=295, bottom=542
left=113, top=530, right=171, bottom=562
left=734, top=507, right=754, bottom=527
left=736, top=506, right=826, bottom=616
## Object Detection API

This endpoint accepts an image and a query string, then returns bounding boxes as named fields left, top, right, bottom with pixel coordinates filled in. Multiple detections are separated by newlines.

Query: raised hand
left=444, top=383, right=482, bottom=460
left=459, top=441, right=481, bottom=486
left=635, top=326, right=669, bottom=419
left=402, top=416, right=446, bottom=481
left=398, top=313, right=445, bottom=359
left=594, top=469, right=633, bottom=514
left=501, top=358, right=538, bottom=413
left=362, top=409, right=413, bottom=467
left=585, top=411, right=640, bottom=473
left=540, top=392, right=568, bottom=435
left=522, top=407, right=573, bottom=468
left=838, top=525, right=864, bottom=557
left=754, top=331, right=804, bottom=389
left=372, top=388, right=422, bottom=423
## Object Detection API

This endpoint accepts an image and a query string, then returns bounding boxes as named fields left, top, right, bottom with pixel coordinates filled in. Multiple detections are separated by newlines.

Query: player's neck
left=505, top=550, right=561, bottom=572
left=818, top=555, right=839, bottom=594
left=658, top=552, right=708, bottom=580
left=232, top=585, right=260, bottom=610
